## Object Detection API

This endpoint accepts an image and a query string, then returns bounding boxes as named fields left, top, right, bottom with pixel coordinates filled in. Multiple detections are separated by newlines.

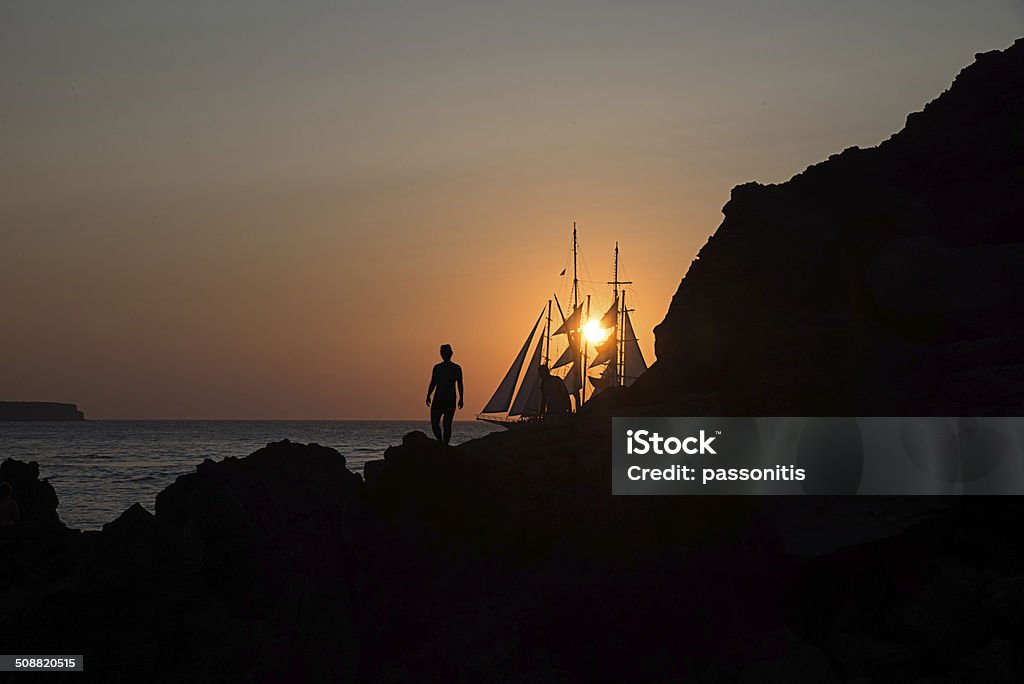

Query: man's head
left=538, top=364, right=550, bottom=378
left=439, top=344, right=453, bottom=361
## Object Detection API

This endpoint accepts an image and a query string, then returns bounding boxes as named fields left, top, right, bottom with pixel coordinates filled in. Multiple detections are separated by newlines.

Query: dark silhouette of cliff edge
left=0, top=402, right=85, bottom=421
left=632, top=38, right=1024, bottom=416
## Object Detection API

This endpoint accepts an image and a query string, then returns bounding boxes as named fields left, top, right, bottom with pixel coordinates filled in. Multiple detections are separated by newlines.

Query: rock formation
left=7, top=427, right=1024, bottom=681
left=0, top=401, right=85, bottom=421
left=640, top=38, right=1024, bottom=416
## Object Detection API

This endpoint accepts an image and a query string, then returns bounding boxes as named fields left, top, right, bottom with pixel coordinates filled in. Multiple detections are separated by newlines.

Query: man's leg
left=430, top=402, right=444, bottom=442
left=442, top=405, right=454, bottom=445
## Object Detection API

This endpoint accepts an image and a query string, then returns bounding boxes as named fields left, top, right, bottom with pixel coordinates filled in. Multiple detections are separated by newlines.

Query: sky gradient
left=2, top=1, right=1022, bottom=418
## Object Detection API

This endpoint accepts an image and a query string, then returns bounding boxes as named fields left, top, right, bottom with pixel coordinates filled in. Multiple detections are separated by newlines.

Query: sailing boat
left=588, top=242, right=649, bottom=393
left=477, top=228, right=649, bottom=427
left=476, top=306, right=548, bottom=426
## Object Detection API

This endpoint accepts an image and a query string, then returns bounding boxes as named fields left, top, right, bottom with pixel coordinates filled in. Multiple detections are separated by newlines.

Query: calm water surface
left=0, top=420, right=501, bottom=529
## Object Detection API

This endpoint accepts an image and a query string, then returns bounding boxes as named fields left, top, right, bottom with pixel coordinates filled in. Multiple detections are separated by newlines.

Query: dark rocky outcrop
left=8, top=431, right=1024, bottom=681
left=1, top=444, right=364, bottom=682
left=0, top=458, right=65, bottom=531
left=639, top=38, right=1024, bottom=417
left=0, top=435, right=795, bottom=682
left=0, top=459, right=82, bottom=594
left=0, top=401, right=85, bottom=421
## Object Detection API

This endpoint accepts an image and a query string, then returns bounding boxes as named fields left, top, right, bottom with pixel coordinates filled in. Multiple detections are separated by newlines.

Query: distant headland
left=0, top=402, right=85, bottom=421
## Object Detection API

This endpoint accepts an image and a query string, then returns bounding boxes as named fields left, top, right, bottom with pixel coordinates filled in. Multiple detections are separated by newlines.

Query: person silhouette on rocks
left=426, top=344, right=464, bottom=445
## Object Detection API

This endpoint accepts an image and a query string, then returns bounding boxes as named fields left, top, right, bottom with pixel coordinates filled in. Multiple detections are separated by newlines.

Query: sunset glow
left=583, top=320, right=611, bottom=345
left=1, top=4, right=1017, bottom=418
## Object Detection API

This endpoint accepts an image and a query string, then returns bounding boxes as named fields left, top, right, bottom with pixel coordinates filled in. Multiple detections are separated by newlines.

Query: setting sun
left=582, top=319, right=611, bottom=345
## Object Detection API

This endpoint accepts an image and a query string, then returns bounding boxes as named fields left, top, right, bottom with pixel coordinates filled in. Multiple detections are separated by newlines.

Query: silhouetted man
left=426, top=344, right=464, bottom=445
left=538, top=365, right=572, bottom=418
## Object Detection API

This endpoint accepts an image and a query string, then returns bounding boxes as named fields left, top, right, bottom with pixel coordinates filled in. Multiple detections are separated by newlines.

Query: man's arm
left=457, top=366, right=464, bottom=410
left=426, top=367, right=437, bottom=406
left=538, top=380, right=547, bottom=417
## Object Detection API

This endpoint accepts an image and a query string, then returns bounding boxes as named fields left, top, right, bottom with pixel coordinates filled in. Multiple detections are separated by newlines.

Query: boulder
left=0, top=458, right=64, bottom=531
left=154, top=439, right=363, bottom=619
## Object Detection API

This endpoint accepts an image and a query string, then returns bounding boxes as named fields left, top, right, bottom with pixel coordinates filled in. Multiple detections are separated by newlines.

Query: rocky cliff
left=641, top=38, right=1024, bottom=416
left=0, top=402, right=85, bottom=421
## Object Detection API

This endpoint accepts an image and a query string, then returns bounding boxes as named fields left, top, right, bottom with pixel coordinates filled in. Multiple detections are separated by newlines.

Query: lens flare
left=583, top=319, right=611, bottom=344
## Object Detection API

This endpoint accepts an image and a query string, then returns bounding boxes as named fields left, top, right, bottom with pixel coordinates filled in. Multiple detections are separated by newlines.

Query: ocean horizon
left=0, top=419, right=503, bottom=530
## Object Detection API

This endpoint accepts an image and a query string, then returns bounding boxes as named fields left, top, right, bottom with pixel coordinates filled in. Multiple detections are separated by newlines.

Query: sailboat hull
left=475, top=415, right=540, bottom=429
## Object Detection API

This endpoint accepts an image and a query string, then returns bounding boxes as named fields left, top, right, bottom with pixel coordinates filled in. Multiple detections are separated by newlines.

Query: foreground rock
left=0, top=459, right=82, bottom=595
left=8, top=434, right=1024, bottom=682
left=1, top=444, right=364, bottom=681
left=0, top=436, right=806, bottom=681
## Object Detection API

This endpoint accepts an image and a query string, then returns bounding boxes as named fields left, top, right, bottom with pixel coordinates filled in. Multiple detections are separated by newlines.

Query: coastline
left=0, top=420, right=501, bottom=530
left=0, top=424, right=998, bottom=681
left=0, top=402, right=85, bottom=421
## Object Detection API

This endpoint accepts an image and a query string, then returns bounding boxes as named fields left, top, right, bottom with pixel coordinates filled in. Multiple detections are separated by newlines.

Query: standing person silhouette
left=426, top=344, right=464, bottom=445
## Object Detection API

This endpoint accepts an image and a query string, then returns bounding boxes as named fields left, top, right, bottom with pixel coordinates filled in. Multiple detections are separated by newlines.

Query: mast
left=607, top=242, right=632, bottom=388
left=553, top=294, right=566, bottom=325
left=544, top=299, right=552, bottom=365
left=572, top=222, right=579, bottom=312
left=620, top=289, right=627, bottom=385
left=582, top=294, right=590, bottom=405
left=573, top=222, right=582, bottom=406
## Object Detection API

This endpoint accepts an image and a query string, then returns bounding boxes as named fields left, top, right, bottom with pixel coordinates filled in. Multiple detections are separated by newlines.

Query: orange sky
left=2, top=2, right=1021, bottom=418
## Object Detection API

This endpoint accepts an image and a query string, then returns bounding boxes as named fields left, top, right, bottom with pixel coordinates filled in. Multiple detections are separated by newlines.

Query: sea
left=0, top=420, right=502, bottom=530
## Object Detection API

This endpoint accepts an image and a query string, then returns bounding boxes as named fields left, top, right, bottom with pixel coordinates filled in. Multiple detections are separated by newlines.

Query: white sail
left=509, top=335, right=544, bottom=416
left=480, top=309, right=544, bottom=414
left=622, top=310, right=648, bottom=387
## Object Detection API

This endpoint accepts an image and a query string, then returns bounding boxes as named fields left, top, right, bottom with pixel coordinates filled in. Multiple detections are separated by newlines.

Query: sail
left=563, top=359, right=582, bottom=396
left=621, top=310, right=648, bottom=386
left=588, top=362, right=617, bottom=393
left=509, top=335, right=544, bottom=416
left=551, top=344, right=577, bottom=369
left=589, top=341, right=616, bottom=369
left=480, top=309, right=544, bottom=414
left=556, top=323, right=584, bottom=408
left=553, top=303, right=584, bottom=336
left=599, top=298, right=618, bottom=330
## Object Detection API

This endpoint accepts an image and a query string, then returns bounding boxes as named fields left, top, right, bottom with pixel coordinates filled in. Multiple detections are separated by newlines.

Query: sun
left=582, top=319, right=611, bottom=344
